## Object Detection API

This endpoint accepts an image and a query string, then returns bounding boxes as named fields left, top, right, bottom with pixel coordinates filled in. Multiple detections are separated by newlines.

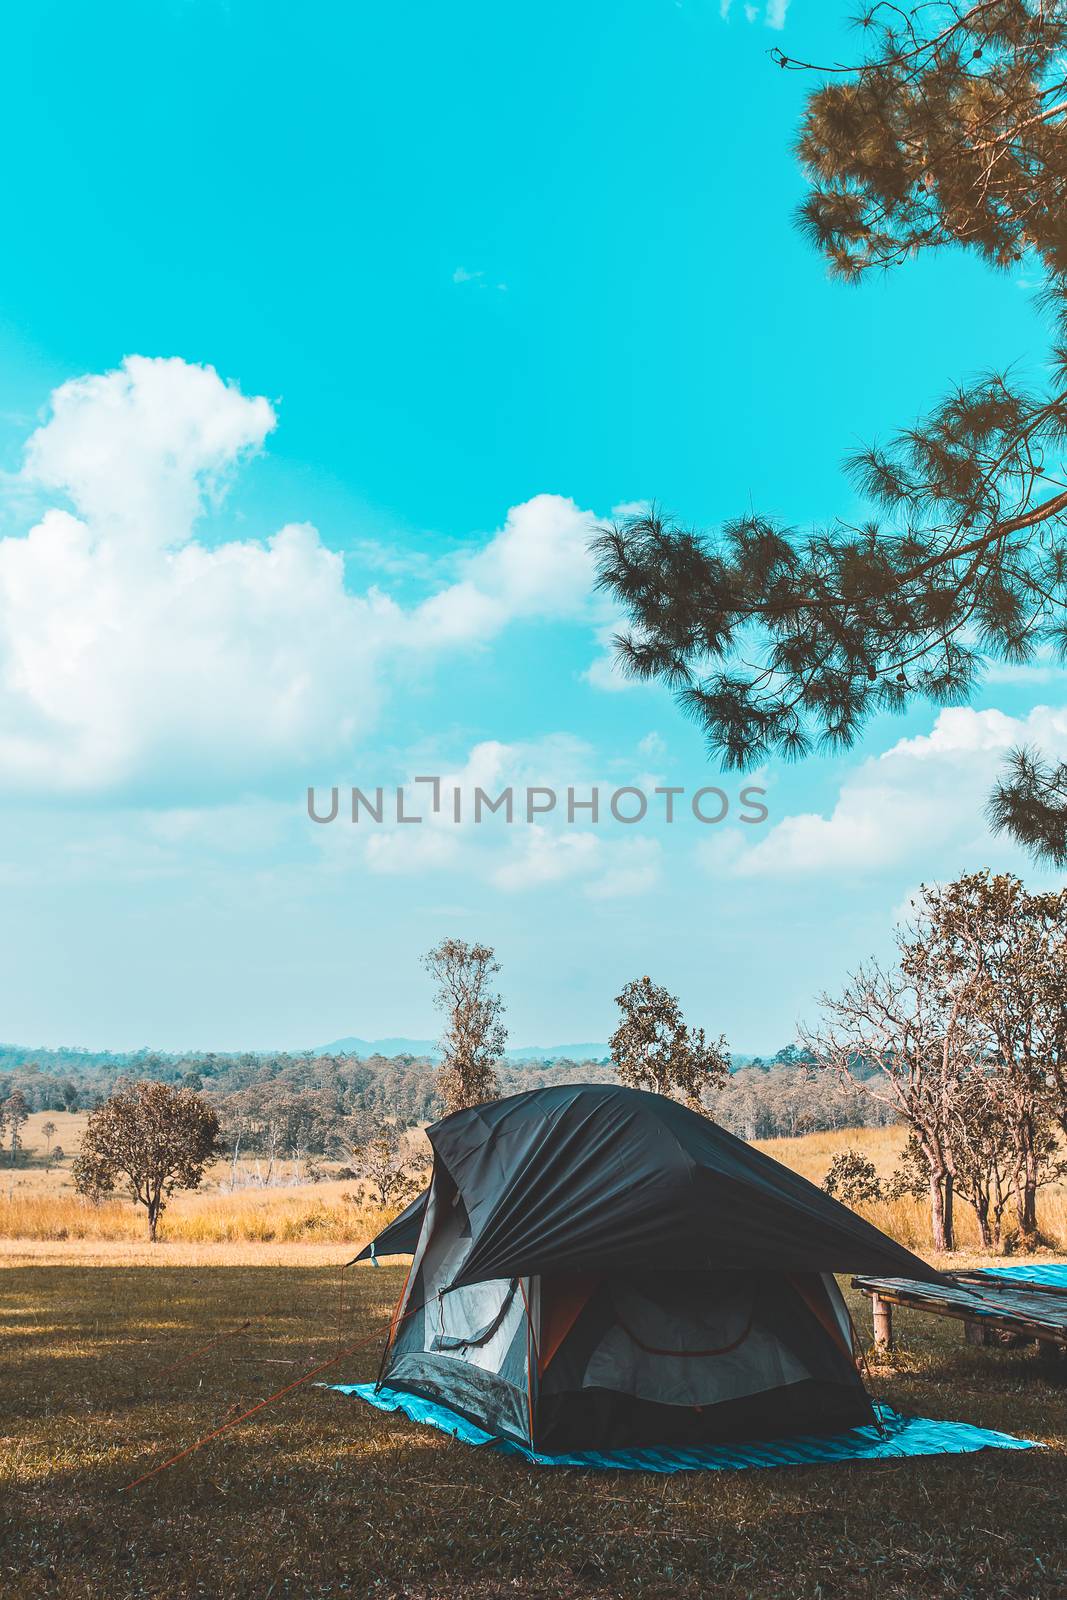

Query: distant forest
left=0, top=1042, right=894, bottom=1158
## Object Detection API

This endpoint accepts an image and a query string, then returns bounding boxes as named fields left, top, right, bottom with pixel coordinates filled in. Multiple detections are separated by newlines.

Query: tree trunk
left=1017, top=1176, right=1039, bottom=1239
left=975, top=1199, right=992, bottom=1250
left=943, top=1171, right=955, bottom=1252
left=1012, top=1126, right=1039, bottom=1239
left=928, top=1170, right=949, bottom=1253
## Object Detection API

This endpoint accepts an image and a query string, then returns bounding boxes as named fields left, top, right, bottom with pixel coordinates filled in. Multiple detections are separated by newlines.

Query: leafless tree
left=802, top=960, right=975, bottom=1251
left=902, top=872, right=1067, bottom=1241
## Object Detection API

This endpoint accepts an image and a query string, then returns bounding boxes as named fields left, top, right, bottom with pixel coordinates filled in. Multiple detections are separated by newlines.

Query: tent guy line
left=119, top=1303, right=423, bottom=1494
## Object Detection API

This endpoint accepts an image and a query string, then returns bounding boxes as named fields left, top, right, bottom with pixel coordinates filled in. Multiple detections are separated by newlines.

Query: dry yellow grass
left=0, top=1108, right=87, bottom=1190
left=0, top=1181, right=393, bottom=1246
left=754, top=1123, right=1067, bottom=1252
left=4, top=1116, right=1064, bottom=1255
left=752, top=1122, right=910, bottom=1182
left=1, top=1111, right=398, bottom=1244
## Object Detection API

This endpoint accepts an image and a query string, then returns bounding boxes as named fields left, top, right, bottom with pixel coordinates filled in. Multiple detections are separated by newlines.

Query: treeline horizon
left=0, top=1041, right=892, bottom=1151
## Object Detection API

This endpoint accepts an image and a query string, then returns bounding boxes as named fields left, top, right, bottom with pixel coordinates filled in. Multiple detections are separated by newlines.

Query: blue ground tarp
left=333, top=1383, right=1038, bottom=1473
left=972, top=1263, right=1067, bottom=1290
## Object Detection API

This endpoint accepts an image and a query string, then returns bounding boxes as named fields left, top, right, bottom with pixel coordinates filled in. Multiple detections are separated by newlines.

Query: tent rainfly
left=355, top=1083, right=941, bottom=1453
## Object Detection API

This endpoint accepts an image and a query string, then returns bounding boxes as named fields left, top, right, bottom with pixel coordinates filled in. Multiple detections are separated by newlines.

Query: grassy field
left=2, top=1118, right=1066, bottom=1598
left=2, top=1249, right=1065, bottom=1600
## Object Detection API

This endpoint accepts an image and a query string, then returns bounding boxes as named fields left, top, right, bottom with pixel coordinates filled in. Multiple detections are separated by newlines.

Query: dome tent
left=355, top=1083, right=940, bottom=1454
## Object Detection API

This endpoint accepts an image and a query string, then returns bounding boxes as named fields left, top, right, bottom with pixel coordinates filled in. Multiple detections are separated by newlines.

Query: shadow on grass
left=1, top=1264, right=1065, bottom=1599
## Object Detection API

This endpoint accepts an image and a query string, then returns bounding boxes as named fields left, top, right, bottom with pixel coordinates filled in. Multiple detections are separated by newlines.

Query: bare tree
left=41, top=1120, right=57, bottom=1159
left=808, top=872, right=1067, bottom=1251
left=802, top=960, right=973, bottom=1252
left=4, top=1091, right=29, bottom=1168
left=610, top=975, right=729, bottom=1112
left=72, top=1081, right=219, bottom=1241
left=902, top=872, right=1067, bottom=1241
left=226, top=1115, right=245, bottom=1191
left=423, top=939, right=506, bottom=1115
left=946, top=1074, right=1028, bottom=1250
left=257, top=1113, right=282, bottom=1188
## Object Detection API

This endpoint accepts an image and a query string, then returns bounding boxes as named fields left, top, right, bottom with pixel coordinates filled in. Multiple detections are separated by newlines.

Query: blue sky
left=0, top=0, right=1063, bottom=1053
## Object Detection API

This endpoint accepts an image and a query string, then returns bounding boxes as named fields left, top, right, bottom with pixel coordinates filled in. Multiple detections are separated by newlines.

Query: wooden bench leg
left=965, top=1319, right=991, bottom=1346
left=872, top=1294, right=893, bottom=1351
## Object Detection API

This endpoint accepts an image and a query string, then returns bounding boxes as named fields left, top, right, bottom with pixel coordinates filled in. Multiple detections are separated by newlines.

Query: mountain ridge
left=315, top=1035, right=612, bottom=1063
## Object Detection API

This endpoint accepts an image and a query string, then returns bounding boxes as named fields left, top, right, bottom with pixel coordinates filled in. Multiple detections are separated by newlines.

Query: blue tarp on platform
left=333, top=1383, right=1038, bottom=1473
left=972, top=1263, right=1067, bottom=1290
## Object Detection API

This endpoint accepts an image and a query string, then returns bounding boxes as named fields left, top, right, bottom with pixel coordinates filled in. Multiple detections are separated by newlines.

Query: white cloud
left=417, top=494, right=598, bottom=647
left=452, top=266, right=507, bottom=292
left=886, top=705, right=1029, bottom=762
left=583, top=620, right=639, bottom=693
left=0, top=358, right=608, bottom=797
left=719, top=0, right=790, bottom=25
left=22, top=355, right=275, bottom=550
left=976, top=645, right=1067, bottom=686
left=584, top=837, right=662, bottom=900
left=493, top=826, right=602, bottom=891
left=890, top=884, right=928, bottom=929
left=365, top=826, right=461, bottom=876
left=721, top=704, right=1067, bottom=880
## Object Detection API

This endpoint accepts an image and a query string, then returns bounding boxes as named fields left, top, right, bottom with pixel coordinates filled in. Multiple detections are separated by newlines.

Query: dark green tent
left=359, top=1083, right=937, bottom=1452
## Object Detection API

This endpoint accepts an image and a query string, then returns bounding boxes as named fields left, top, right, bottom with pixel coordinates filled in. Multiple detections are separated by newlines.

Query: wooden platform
left=852, top=1270, right=1067, bottom=1353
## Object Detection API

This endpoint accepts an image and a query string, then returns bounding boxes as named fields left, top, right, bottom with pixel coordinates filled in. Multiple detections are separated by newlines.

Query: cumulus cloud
left=23, top=356, right=276, bottom=550
left=721, top=705, right=1067, bottom=880
left=416, top=494, right=599, bottom=647
left=0, top=357, right=607, bottom=797
left=492, top=826, right=602, bottom=891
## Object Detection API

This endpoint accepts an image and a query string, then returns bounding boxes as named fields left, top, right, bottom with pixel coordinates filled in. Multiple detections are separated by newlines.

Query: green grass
left=1, top=1260, right=1065, bottom=1599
